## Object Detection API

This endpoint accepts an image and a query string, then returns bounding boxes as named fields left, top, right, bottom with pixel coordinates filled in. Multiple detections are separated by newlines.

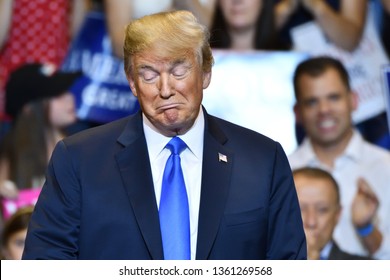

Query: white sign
left=203, top=50, right=308, bottom=155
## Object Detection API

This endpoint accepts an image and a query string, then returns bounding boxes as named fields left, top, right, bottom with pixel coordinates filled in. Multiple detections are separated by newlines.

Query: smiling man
left=289, top=56, right=390, bottom=259
left=22, top=10, right=305, bottom=260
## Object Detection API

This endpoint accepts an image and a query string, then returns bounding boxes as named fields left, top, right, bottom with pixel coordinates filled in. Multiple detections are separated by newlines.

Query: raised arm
left=352, top=178, right=383, bottom=256
left=70, top=0, right=90, bottom=38
left=275, top=0, right=300, bottom=30
left=104, top=0, right=133, bottom=58
left=301, top=0, right=367, bottom=51
left=0, top=0, right=13, bottom=49
left=173, top=0, right=217, bottom=27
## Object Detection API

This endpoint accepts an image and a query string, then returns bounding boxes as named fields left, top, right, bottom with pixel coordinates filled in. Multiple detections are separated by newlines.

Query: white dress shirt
left=289, top=130, right=390, bottom=259
left=143, top=108, right=204, bottom=260
left=320, top=241, right=333, bottom=260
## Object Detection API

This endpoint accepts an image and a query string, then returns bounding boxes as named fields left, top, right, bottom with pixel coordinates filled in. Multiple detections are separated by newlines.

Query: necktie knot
left=166, top=137, right=187, bottom=155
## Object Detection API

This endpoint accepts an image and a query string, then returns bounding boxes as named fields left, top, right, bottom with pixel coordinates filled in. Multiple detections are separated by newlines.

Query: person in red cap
left=0, top=63, right=81, bottom=223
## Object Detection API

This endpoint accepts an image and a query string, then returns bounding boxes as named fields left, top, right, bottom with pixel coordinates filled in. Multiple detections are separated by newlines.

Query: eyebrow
left=137, top=65, right=156, bottom=72
left=171, top=58, right=187, bottom=66
left=137, top=59, right=190, bottom=72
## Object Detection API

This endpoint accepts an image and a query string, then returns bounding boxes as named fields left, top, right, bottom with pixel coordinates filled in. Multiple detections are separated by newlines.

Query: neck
left=311, top=129, right=354, bottom=168
left=229, top=27, right=256, bottom=51
left=45, top=128, right=66, bottom=161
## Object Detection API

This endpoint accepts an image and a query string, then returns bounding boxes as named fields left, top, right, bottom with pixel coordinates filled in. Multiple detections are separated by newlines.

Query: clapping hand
left=351, top=178, right=379, bottom=228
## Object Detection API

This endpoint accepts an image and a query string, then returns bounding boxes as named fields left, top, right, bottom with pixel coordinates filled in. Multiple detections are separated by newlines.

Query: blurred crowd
left=1, top=0, right=390, bottom=260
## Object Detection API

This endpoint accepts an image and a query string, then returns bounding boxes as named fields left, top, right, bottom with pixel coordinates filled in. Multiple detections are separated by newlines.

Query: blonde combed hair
left=123, top=10, right=214, bottom=75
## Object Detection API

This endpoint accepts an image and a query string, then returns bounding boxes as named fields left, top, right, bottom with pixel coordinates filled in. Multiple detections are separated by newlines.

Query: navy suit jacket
left=328, top=242, right=372, bottom=260
left=23, top=109, right=306, bottom=259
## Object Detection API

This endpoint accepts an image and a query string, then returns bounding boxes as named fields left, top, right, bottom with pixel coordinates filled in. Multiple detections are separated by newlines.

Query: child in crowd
left=1, top=205, right=33, bottom=260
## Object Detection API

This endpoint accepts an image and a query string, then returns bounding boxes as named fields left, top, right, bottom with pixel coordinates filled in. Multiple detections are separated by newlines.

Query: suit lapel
left=115, top=112, right=164, bottom=260
left=196, top=112, right=233, bottom=259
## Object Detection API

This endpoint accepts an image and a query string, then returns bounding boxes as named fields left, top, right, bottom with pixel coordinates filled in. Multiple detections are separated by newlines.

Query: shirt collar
left=302, top=129, right=362, bottom=165
left=143, top=107, right=205, bottom=160
left=343, top=129, right=364, bottom=162
left=320, top=240, right=333, bottom=260
left=297, top=137, right=318, bottom=165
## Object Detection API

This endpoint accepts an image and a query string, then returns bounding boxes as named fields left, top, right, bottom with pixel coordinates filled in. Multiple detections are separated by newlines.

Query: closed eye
left=139, top=69, right=158, bottom=82
left=172, top=64, right=190, bottom=79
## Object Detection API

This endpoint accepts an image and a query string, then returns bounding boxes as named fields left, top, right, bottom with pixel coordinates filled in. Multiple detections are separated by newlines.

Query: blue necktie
left=159, top=137, right=190, bottom=260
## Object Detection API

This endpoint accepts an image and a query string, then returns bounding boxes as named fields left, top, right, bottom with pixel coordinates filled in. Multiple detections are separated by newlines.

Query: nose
left=303, top=209, right=317, bottom=230
left=158, top=73, right=172, bottom=98
left=318, top=100, right=331, bottom=114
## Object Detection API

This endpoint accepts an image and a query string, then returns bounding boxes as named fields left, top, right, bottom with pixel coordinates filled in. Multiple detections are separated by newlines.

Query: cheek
left=300, top=212, right=310, bottom=226
left=50, top=104, right=64, bottom=118
left=176, top=81, right=193, bottom=94
left=341, top=106, right=353, bottom=118
left=183, top=74, right=205, bottom=91
left=248, top=5, right=261, bottom=23
left=6, top=237, right=26, bottom=260
left=49, top=105, right=58, bottom=122
left=50, top=102, right=76, bottom=125
left=302, top=110, right=317, bottom=125
left=50, top=97, right=74, bottom=112
left=302, top=107, right=315, bottom=116
left=135, top=85, right=158, bottom=104
left=319, top=215, right=335, bottom=231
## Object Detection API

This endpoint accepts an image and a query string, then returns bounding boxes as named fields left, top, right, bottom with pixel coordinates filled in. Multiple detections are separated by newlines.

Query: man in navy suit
left=22, top=10, right=306, bottom=260
left=293, top=167, right=372, bottom=260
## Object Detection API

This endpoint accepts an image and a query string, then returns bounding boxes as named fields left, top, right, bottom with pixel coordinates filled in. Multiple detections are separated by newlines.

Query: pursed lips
left=157, top=102, right=182, bottom=111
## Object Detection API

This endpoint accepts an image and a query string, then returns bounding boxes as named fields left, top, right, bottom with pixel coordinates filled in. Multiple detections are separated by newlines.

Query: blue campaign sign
left=62, top=10, right=139, bottom=124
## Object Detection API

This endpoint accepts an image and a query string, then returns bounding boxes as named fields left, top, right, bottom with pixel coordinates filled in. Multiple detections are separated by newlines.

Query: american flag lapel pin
left=218, top=153, right=228, bottom=163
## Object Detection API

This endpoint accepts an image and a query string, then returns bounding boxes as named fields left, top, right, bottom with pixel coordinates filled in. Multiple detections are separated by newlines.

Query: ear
left=126, top=73, right=138, bottom=97
left=293, top=103, right=301, bottom=124
left=335, top=205, right=342, bottom=224
left=202, top=71, right=211, bottom=89
left=350, top=91, right=358, bottom=111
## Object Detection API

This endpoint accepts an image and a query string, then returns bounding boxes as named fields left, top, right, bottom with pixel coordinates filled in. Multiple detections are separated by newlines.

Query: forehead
left=297, top=68, right=348, bottom=96
left=132, top=50, right=197, bottom=69
left=294, top=175, right=338, bottom=202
